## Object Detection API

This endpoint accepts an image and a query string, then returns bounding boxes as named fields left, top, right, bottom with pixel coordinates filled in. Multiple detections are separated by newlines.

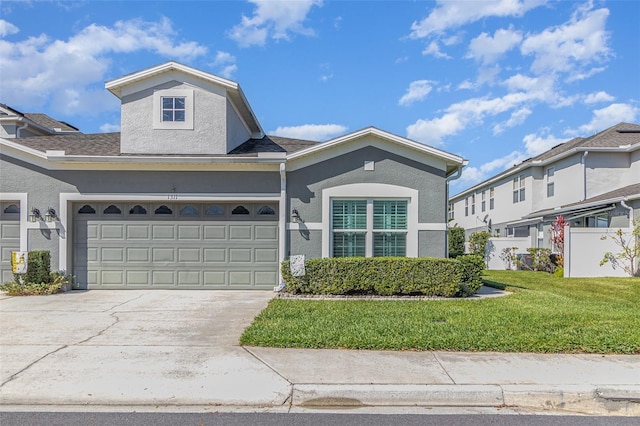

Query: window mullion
left=366, top=199, right=373, bottom=257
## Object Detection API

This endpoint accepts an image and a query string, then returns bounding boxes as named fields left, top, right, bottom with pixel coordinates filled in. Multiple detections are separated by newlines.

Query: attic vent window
left=162, top=97, right=186, bottom=122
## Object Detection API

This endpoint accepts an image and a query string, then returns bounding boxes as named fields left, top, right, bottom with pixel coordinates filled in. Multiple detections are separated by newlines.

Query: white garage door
left=73, top=202, right=279, bottom=289
left=0, top=203, right=20, bottom=283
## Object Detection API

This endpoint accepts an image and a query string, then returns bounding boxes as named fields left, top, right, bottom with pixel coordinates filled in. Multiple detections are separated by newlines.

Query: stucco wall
left=0, top=154, right=280, bottom=270
left=120, top=80, right=229, bottom=155
left=586, top=152, right=633, bottom=198
left=286, top=146, right=447, bottom=259
left=226, top=99, right=251, bottom=153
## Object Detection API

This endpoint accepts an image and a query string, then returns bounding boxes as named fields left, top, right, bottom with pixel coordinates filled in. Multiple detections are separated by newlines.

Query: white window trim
left=322, top=183, right=418, bottom=258
left=152, top=89, right=194, bottom=130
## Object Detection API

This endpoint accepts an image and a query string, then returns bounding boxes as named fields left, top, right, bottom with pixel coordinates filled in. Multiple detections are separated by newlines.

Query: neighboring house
left=0, top=104, right=80, bottom=139
left=449, top=122, right=640, bottom=251
left=0, top=61, right=466, bottom=289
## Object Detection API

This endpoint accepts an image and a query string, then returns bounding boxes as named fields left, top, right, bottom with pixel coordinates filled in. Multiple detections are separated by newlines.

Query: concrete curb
left=289, top=384, right=640, bottom=416
left=291, top=384, right=504, bottom=407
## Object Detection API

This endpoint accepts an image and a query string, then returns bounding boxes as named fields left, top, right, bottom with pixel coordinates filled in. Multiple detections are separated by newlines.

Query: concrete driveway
left=0, top=290, right=291, bottom=407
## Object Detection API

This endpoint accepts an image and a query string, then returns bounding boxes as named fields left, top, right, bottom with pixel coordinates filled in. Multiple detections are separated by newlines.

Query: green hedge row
left=281, top=255, right=484, bottom=297
left=13, top=250, right=51, bottom=285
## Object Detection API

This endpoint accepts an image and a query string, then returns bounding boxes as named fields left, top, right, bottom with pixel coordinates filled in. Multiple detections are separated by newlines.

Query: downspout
left=445, top=165, right=465, bottom=258
left=277, top=162, right=287, bottom=291
left=16, top=118, right=28, bottom=138
left=620, top=199, right=634, bottom=226
left=581, top=151, right=589, bottom=201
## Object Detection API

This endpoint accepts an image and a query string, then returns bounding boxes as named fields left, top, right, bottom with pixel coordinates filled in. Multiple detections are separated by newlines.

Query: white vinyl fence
left=564, top=227, right=637, bottom=278
left=485, top=237, right=530, bottom=270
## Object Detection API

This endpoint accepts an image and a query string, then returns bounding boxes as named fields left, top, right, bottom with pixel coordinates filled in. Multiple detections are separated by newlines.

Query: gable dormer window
left=162, top=97, right=185, bottom=122
left=153, top=89, right=194, bottom=130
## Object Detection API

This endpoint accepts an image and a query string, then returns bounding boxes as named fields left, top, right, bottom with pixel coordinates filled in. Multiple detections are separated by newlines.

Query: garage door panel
left=229, top=248, right=252, bottom=263
left=255, top=271, right=278, bottom=286
left=101, top=224, right=124, bottom=239
left=178, top=225, right=201, bottom=239
left=204, top=248, right=226, bottom=262
left=229, top=271, right=252, bottom=286
left=73, top=209, right=278, bottom=289
left=152, top=248, right=175, bottom=262
left=255, top=225, right=278, bottom=240
left=255, top=248, right=278, bottom=263
left=127, top=270, right=150, bottom=285
left=178, top=271, right=201, bottom=286
left=229, top=225, right=252, bottom=239
left=1, top=223, right=20, bottom=239
left=152, top=270, right=175, bottom=285
left=101, top=270, right=124, bottom=285
left=203, top=271, right=226, bottom=287
left=178, top=248, right=201, bottom=262
left=101, top=247, right=124, bottom=262
left=152, top=225, right=174, bottom=239
left=204, top=226, right=226, bottom=240
left=126, top=247, right=150, bottom=262
left=127, top=224, right=150, bottom=239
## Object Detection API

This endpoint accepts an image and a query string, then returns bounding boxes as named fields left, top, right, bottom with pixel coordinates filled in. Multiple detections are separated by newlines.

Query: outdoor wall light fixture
left=291, top=208, right=302, bottom=223
left=29, top=208, right=41, bottom=222
left=45, top=207, right=57, bottom=222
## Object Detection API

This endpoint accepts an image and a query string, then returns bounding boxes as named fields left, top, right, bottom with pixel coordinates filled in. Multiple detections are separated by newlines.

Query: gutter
left=620, top=199, right=634, bottom=226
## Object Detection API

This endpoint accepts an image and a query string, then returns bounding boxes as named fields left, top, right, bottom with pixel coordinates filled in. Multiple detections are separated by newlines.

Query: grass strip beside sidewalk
left=240, top=270, right=640, bottom=354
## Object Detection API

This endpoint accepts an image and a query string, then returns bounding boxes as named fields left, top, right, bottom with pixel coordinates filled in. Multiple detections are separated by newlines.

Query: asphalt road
left=1, top=412, right=638, bottom=426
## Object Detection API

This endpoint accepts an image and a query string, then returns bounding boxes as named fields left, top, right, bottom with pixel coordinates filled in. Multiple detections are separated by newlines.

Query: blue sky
left=1, top=0, right=638, bottom=193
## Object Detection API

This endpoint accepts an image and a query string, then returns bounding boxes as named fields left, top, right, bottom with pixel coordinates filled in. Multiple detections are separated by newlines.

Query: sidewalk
left=1, top=290, right=638, bottom=415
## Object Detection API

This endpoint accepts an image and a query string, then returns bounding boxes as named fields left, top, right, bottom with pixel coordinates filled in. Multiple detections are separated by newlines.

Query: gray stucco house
left=0, top=61, right=466, bottom=289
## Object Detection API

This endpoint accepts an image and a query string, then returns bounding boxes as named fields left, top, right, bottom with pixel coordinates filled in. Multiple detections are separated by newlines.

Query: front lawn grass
left=240, top=270, right=640, bottom=353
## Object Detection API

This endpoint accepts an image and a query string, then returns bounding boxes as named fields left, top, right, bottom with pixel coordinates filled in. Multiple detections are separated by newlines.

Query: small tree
left=468, top=231, right=492, bottom=257
left=600, top=219, right=640, bottom=277
left=448, top=226, right=466, bottom=258
left=550, top=215, right=569, bottom=267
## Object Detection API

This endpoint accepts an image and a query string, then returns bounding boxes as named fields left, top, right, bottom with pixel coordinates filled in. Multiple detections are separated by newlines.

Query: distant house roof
left=451, top=122, right=640, bottom=200
left=524, top=182, right=640, bottom=220
left=0, top=103, right=80, bottom=134
left=3, top=132, right=317, bottom=157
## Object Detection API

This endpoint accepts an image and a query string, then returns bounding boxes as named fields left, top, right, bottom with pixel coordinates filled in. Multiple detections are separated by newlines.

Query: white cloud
left=0, top=19, right=19, bottom=37
left=458, top=80, right=475, bottom=90
left=455, top=130, right=568, bottom=188
left=583, top=91, right=614, bottom=104
left=422, top=40, right=451, bottom=59
left=212, top=51, right=237, bottom=78
left=271, top=123, right=347, bottom=141
left=493, top=107, right=531, bottom=134
left=0, top=17, right=207, bottom=115
left=578, top=103, right=639, bottom=134
left=466, top=27, right=522, bottom=64
left=229, top=0, right=322, bottom=47
left=99, top=122, right=120, bottom=133
left=320, top=73, right=333, bottom=82
left=398, top=80, right=435, bottom=106
left=409, top=0, right=546, bottom=39
left=520, top=3, right=611, bottom=78
left=522, top=130, right=567, bottom=156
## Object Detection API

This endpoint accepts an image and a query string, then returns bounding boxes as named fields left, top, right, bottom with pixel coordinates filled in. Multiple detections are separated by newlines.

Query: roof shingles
left=4, top=133, right=317, bottom=157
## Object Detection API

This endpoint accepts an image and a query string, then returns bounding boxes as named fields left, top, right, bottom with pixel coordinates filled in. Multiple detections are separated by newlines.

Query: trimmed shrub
left=457, top=254, right=485, bottom=296
left=281, top=257, right=478, bottom=297
left=448, top=226, right=466, bottom=258
left=14, top=251, right=51, bottom=285
left=468, top=231, right=492, bottom=257
left=527, top=248, right=554, bottom=272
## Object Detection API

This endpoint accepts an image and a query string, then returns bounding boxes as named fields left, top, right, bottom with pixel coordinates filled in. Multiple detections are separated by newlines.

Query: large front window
left=332, top=199, right=407, bottom=257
